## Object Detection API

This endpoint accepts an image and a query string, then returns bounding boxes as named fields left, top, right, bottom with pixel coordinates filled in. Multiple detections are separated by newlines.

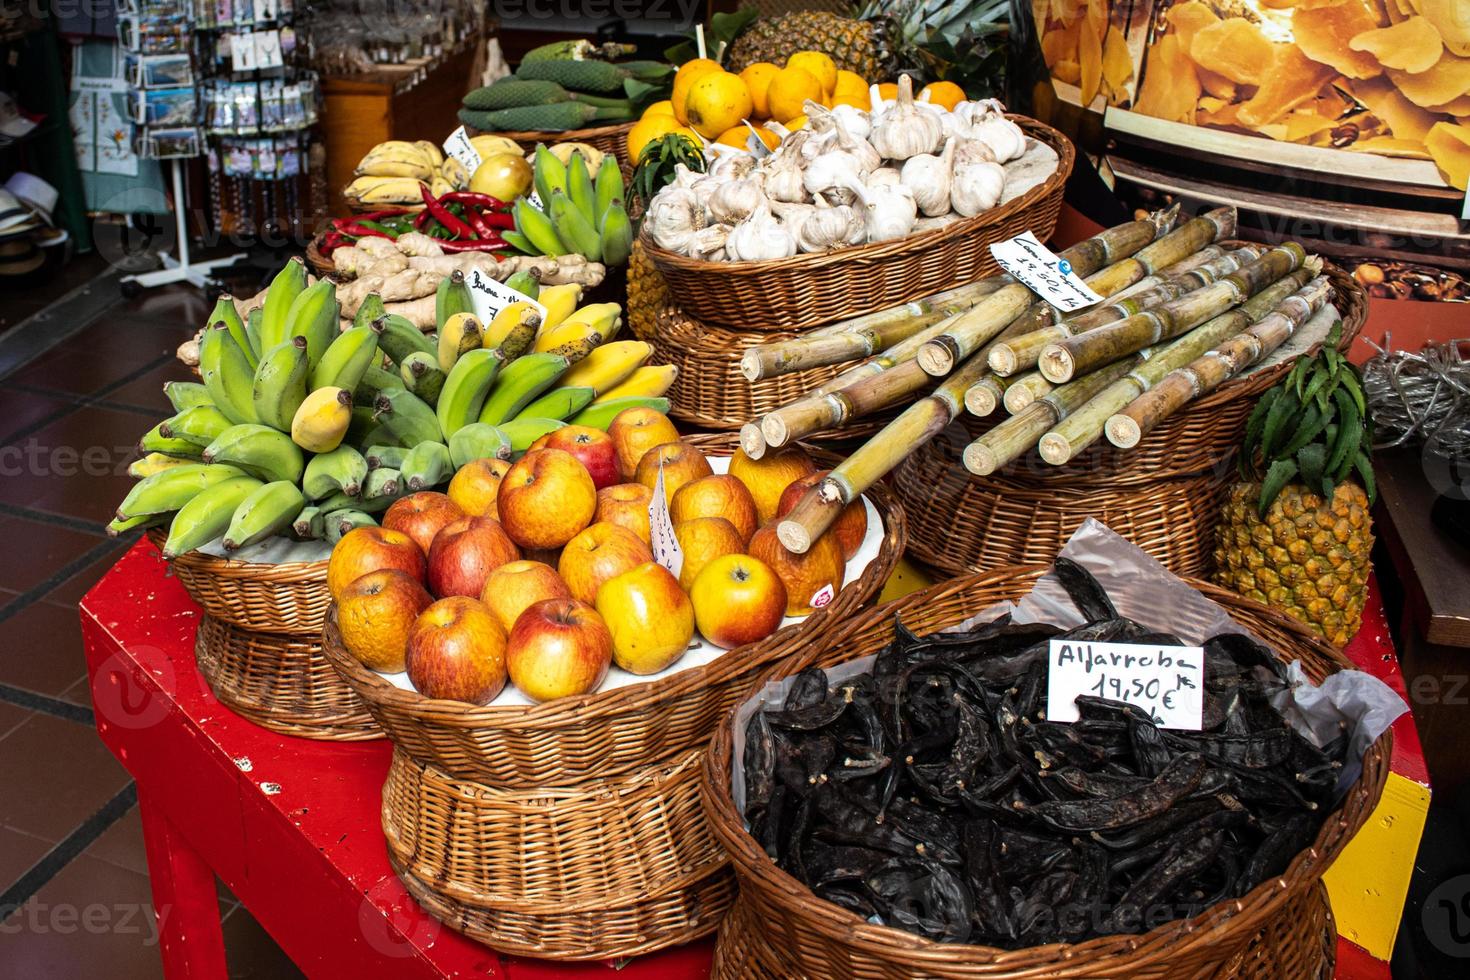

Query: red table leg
left=137, top=784, right=228, bottom=980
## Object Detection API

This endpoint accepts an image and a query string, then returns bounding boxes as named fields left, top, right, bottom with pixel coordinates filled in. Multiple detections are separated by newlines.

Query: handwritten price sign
left=1046, top=639, right=1204, bottom=730
left=647, top=462, right=683, bottom=579
left=990, top=232, right=1104, bottom=312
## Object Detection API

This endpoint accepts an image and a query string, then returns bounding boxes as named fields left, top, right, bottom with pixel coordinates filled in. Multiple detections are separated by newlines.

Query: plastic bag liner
left=732, top=518, right=1407, bottom=817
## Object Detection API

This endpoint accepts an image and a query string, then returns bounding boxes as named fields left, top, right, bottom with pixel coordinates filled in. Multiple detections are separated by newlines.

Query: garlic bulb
left=671, top=163, right=703, bottom=189
left=828, top=115, right=881, bottom=174
left=869, top=75, right=942, bottom=161
left=709, top=151, right=757, bottom=181
left=951, top=161, right=1006, bottom=217
left=765, top=139, right=810, bottom=203
left=647, top=186, right=706, bottom=252
left=685, top=223, right=731, bottom=259
left=828, top=104, right=871, bottom=141
left=708, top=175, right=767, bottom=224
left=796, top=199, right=864, bottom=252
left=901, top=139, right=956, bottom=217
left=770, top=199, right=816, bottom=242
left=970, top=111, right=1026, bottom=164
left=804, top=150, right=864, bottom=206
left=848, top=177, right=918, bottom=242
left=867, top=167, right=902, bottom=187
left=725, top=201, right=796, bottom=261
left=952, top=138, right=997, bottom=168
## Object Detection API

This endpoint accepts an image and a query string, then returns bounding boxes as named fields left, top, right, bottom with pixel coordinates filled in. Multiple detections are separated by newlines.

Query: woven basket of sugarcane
left=482, top=120, right=636, bottom=173
left=147, top=529, right=330, bottom=634
left=319, top=432, right=907, bottom=787
left=700, top=565, right=1387, bottom=980
left=641, top=117, right=1073, bottom=332
left=383, top=745, right=732, bottom=959
left=194, top=615, right=378, bottom=741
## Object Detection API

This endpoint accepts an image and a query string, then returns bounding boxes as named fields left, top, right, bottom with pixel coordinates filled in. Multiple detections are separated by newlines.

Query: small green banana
left=435, top=271, right=475, bottom=333
left=533, top=144, right=568, bottom=207
left=401, top=441, right=454, bottom=491
left=139, top=423, right=206, bottom=459
left=202, top=424, right=305, bottom=484
left=400, top=351, right=447, bottom=405
left=109, top=513, right=165, bottom=536
left=362, top=467, right=404, bottom=506
left=365, top=445, right=409, bottom=470
left=117, top=463, right=245, bottom=520
left=163, top=381, right=212, bottom=412
left=598, top=199, right=633, bottom=267
left=347, top=406, right=400, bottom=450
left=159, top=404, right=233, bottom=447
left=353, top=293, right=387, bottom=332
left=513, top=198, right=566, bottom=257
left=199, top=322, right=258, bottom=425
left=516, top=385, right=596, bottom=422
left=292, top=505, right=326, bottom=540
left=251, top=337, right=310, bottom=432
left=284, top=279, right=340, bottom=370
left=593, top=154, right=623, bottom=226
left=357, top=363, right=406, bottom=404
left=478, top=352, right=569, bottom=426
left=435, top=347, right=506, bottom=437
left=223, top=481, right=305, bottom=550
left=162, top=476, right=264, bottom=558
left=302, top=445, right=369, bottom=499
left=448, top=423, right=512, bottom=468
left=211, top=295, right=256, bottom=367
left=566, top=396, right=671, bottom=430
left=245, top=307, right=265, bottom=358
left=258, top=258, right=308, bottom=353
left=566, top=151, right=597, bottom=227
left=503, top=269, right=540, bottom=300
left=501, top=417, right=566, bottom=454
left=373, top=387, right=443, bottom=447
left=310, top=325, right=380, bottom=393
left=549, top=190, right=601, bottom=261
left=326, top=509, right=378, bottom=543
left=500, top=229, right=538, bottom=255
left=372, top=313, right=436, bottom=365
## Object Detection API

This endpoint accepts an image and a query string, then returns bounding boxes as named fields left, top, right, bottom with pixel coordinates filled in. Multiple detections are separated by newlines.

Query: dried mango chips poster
left=1032, top=0, right=1470, bottom=189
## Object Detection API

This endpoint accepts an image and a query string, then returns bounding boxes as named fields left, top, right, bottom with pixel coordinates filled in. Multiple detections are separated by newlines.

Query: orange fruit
left=827, top=88, right=870, bottom=110
left=739, top=62, right=781, bottom=117
left=685, top=70, right=754, bottom=139
left=784, top=114, right=809, bottom=132
left=875, top=82, right=899, bottom=102
left=642, top=99, right=675, bottom=118
left=833, top=70, right=868, bottom=95
left=786, top=51, right=837, bottom=95
left=715, top=124, right=780, bottom=150
left=767, top=66, right=823, bottom=123
left=627, top=114, right=695, bottom=164
left=920, top=80, right=966, bottom=111
left=672, top=59, right=721, bottom=124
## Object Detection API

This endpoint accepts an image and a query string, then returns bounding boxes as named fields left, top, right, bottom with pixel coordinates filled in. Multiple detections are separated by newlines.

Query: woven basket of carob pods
left=701, top=521, right=1403, bottom=979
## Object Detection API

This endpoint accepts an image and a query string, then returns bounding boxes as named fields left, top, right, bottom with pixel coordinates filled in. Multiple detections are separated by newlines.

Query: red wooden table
left=79, top=539, right=1397, bottom=979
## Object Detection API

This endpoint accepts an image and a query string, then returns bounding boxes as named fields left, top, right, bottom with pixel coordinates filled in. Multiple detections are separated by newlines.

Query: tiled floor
left=0, top=265, right=305, bottom=977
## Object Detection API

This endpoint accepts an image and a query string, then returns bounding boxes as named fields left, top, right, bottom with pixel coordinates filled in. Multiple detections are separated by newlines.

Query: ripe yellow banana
left=535, top=283, right=583, bottom=331
left=291, top=387, right=353, bottom=453
left=438, top=157, right=469, bottom=191
left=485, top=302, right=541, bottom=348
left=430, top=175, right=454, bottom=199
left=415, top=140, right=445, bottom=169
left=343, top=176, right=428, bottom=206
left=595, top=364, right=677, bottom=401
left=438, top=312, right=484, bottom=372
left=556, top=341, right=652, bottom=395
left=355, top=141, right=436, bottom=180
left=534, top=318, right=604, bottom=354
left=469, top=134, right=521, bottom=158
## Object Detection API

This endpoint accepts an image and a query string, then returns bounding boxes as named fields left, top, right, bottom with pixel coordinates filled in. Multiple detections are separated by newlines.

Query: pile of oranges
left=626, top=52, right=966, bottom=162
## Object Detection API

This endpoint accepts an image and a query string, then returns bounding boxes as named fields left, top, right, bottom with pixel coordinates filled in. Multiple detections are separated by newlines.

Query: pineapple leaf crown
left=1241, top=323, right=1375, bottom=518
left=628, top=134, right=706, bottom=215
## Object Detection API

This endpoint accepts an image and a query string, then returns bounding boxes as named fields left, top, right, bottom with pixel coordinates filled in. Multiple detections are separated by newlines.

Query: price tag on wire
left=442, top=126, right=483, bottom=176
left=990, top=231, right=1103, bottom=312
left=1046, top=639, right=1204, bottom=730
left=647, top=462, right=684, bottom=579
left=464, top=267, right=545, bottom=332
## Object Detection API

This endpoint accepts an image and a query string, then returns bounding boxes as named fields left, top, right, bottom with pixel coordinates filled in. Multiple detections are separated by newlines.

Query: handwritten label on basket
left=648, top=462, right=683, bottom=579
left=442, top=126, right=482, bottom=176
left=1047, top=640, right=1204, bottom=730
left=465, top=267, right=546, bottom=331
left=990, top=232, right=1103, bottom=312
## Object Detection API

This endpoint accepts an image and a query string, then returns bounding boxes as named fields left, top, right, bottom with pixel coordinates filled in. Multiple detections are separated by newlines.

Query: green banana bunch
left=435, top=271, right=474, bottom=333
left=401, top=351, right=447, bottom=405
left=311, top=325, right=380, bottom=392
left=302, top=445, right=369, bottom=499
left=504, top=269, right=540, bottom=300
left=599, top=199, right=633, bottom=267
left=258, top=258, right=308, bottom=353
left=252, top=337, right=310, bottom=432
left=436, top=347, right=506, bottom=437
left=284, top=280, right=340, bottom=369
left=373, top=387, right=443, bottom=446
left=365, top=445, right=408, bottom=470
left=353, top=293, right=387, bottom=332
left=116, top=463, right=245, bottom=521
left=513, top=150, right=629, bottom=265
left=512, top=198, right=566, bottom=257
left=223, top=481, right=305, bottom=551
left=448, top=423, right=512, bottom=468
left=401, top=441, right=454, bottom=491
left=478, top=352, right=569, bottom=426
left=566, top=395, right=671, bottom=430
left=202, top=424, right=305, bottom=485
left=159, top=405, right=232, bottom=447
left=212, top=295, right=255, bottom=367
left=139, top=423, right=205, bottom=459
left=292, top=505, right=326, bottom=540
left=199, top=322, right=257, bottom=425
left=501, top=417, right=566, bottom=454
left=327, top=510, right=378, bottom=543
left=163, top=381, right=211, bottom=412
left=373, top=314, right=435, bottom=365
left=566, top=152, right=596, bottom=227
left=517, top=385, right=596, bottom=422
left=162, top=476, right=264, bottom=558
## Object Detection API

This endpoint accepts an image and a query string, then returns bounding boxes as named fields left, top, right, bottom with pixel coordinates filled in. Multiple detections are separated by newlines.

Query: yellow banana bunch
left=415, top=140, right=444, bottom=169
left=557, top=341, right=652, bottom=395
left=355, top=141, right=437, bottom=181
left=343, top=175, right=428, bottom=207
left=439, top=157, right=470, bottom=191
left=470, top=134, right=521, bottom=159
left=534, top=302, right=621, bottom=352
left=597, top=364, right=677, bottom=401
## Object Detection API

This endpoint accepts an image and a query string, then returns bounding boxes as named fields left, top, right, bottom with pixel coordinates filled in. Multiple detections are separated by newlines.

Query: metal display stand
left=118, top=157, right=245, bottom=293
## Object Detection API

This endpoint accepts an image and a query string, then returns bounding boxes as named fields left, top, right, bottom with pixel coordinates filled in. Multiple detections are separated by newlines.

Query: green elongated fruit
left=245, top=308, right=264, bottom=358
left=533, top=144, right=568, bottom=205
left=520, top=39, right=636, bottom=63
left=502, top=417, right=566, bottom=453
left=436, top=347, right=506, bottom=437
left=365, top=445, right=408, bottom=470
left=549, top=190, right=601, bottom=261
left=285, top=279, right=340, bottom=370
left=200, top=322, right=258, bottom=425
left=139, top=422, right=206, bottom=459
left=347, top=405, right=400, bottom=449
left=503, top=269, right=540, bottom=300
left=259, top=258, right=308, bottom=353
left=357, top=363, right=406, bottom=405
left=251, top=337, right=310, bottom=431
left=162, top=476, right=264, bottom=558
left=362, top=467, right=403, bottom=503
left=292, top=505, right=325, bottom=540
left=514, top=59, right=629, bottom=94
left=567, top=396, right=671, bottom=430
left=436, top=271, right=474, bottom=333
left=517, top=385, right=596, bottom=422
left=117, top=463, right=245, bottom=520
left=313, top=491, right=360, bottom=514
left=448, top=423, right=512, bottom=468
left=373, top=387, right=443, bottom=446
left=401, top=351, right=447, bottom=405
left=373, top=314, right=435, bottom=365
left=202, top=424, right=306, bottom=484
left=311, top=325, right=380, bottom=393
left=598, top=200, right=633, bottom=267
left=501, top=229, right=538, bottom=255
left=212, top=295, right=255, bottom=367
left=566, top=152, right=597, bottom=227
left=159, top=405, right=233, bottom=447
left=401, top=441, right=454, bottom=491
left=326, top=510, right=377, bottom=542
left=464, top=79, right=566, bottom=110
left=478, top=352, right=569, bottom=426
left=594, top=154, right=623, bottom=224
left=513, top=198, right=566, bottom=257
left=302, top=445, right=369, bottom=499
left=109, top=513, right=165, bottom=536
left=223, top=481, right=305, bottom=550
left=163, top=381, right=212, bottom=412
left=353, top=293, right=387, bottom=332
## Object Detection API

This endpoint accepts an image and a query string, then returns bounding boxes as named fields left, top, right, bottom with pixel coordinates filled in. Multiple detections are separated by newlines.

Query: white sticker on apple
left=809, top=583, right=835, bottom=609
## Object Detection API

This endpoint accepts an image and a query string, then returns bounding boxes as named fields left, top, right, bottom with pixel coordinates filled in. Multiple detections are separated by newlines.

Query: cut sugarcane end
left=776, top=480, right=842, bottom=553
left=916, top=338, right=956, bottom=377
left=989, top=345, right=1017, bottom=376
left=739, top=422, right=767, bottom=459
left=1003, top=385, right=1036, bottom=414
left=1038, top=432, right=1073, bottom=465
left=1105, top=414, right=1142, bottom=449
left=1038, top=347, right=1073, bottom=384
left=760, top=413, right=792, bottom=448
left=965, top=383, right=999, bottom=417
left=963, top=441, right=999, bottom=476
left=739, top=350, right=763, bottom=382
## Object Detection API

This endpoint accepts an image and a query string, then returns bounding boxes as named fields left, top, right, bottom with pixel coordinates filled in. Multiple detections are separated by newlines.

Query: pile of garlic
left=646, top=76, right=1039, bottom=263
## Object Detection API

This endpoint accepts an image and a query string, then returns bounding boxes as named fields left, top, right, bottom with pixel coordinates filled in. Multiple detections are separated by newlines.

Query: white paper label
left=809, top=583, right=836, bottom=609
left=1046, top=639, right=1204, bottom=730
left=990, top=232, right=1104, bottom=312
left=526, top=190, right=544, bottom=211
left=647, top=461, right=683, bottom=578
left=443, top=126, right=483, bottom=176
left=464, top=267, right=546, bottom=332
left=254, top=31, right=284, bottom=69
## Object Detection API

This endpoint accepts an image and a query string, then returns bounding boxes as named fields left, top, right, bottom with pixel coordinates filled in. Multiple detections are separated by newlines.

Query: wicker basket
left=641, top=118, right=1074, bottom=331
left=383, top=746, right=732, bottom=959
left=319, top=434, right=906, bottom=786
left=700, top=566, right=1388, bottom=980
left=150, top=530, right=331, bottom=634
left=474, top=120, right=635, bottom=173
left=194, top=616, right=378, bottom=741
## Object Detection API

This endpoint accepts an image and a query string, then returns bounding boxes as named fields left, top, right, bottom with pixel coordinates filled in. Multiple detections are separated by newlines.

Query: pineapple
left=1214, top=325, right=1376, bottom=648
left=626, top=240, right=667, bottom=342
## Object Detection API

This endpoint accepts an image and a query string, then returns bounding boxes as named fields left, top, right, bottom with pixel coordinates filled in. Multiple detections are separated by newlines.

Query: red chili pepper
left=462, top=205, right=495, bottom=240
left=413, top=209, right=431, bottom=231
left=435, top=237, right=510, bottom=252
left=337, top=221, right=392, bottom=240
left=442, top=191, right=509, bottom=210
left=353, top=207, right=412, bottom=221
left=420, top=184, right=477, bottom=240
left=478, top=210, right=516, bottom=230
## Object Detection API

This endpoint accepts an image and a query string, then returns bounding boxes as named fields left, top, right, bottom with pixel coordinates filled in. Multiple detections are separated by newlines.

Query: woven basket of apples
left=318, top=410, right=906, bottom=959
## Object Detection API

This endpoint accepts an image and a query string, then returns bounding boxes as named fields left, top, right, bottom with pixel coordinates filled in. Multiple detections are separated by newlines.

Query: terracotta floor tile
left=61, top=319, right=191, bottom=361
left=0, top=388, right=76, bottom=446
left=222, top=905, right=305, bottom=980
left=0, top=405, right=151, bottom=524
left=0, top=855, right=162, bottom=980
left=103, top=360, right=199, bottom=414
left=83, top=805, right=149, bottom=877
left=43, top=539, right=134, bottom=608
left=0, top=518, right=108, bottom=593
left=119, top=286, right=214, bottom=325
left=0, top=700, right=34, bottom=740
left=0, top=713, right=131, bottom=843
left=0, top=600, right=89, bottom=699
left=11, top=344, right=165, bottom=399
left=0, top=826, right=50, bottom=892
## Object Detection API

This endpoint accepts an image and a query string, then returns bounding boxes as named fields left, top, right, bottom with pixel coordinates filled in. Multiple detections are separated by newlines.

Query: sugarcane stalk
left=1037, top=263, right=1320, bottom=465
left=914, top=211, right=1178, bottom=378
left=762, top=359, right=933, bottom=447
left=962, top=359, right=1140, bottom=476
left=988, top=245, right=1262, bottom=377
left=776, top=351, right=992, bottom=553
left=1109, top=243, right=1227, bottom=301
left=963, top=374, right=1012, bottom=416
left=1002, top=371, right=1055, bottom=414
left=1037, top=243, right=1307, bottom=385
left=1107, top=276, right=1333, bottom=449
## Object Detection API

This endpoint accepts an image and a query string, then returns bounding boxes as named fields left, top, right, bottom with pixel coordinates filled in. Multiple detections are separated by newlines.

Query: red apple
left=634, top=441, right=713, bottom=505
left=689, top=554, right=787, bottom=649
left=542, top=425, right=620, bottom=489
left=748, top=522, right=845, bottom=617
left=608, top=407, right=680, bottom=478
left=777, top=471, right=868, bottom=560
left=405, top=596, right=508, bottom=704
left=497, top=448, right=598, bottom=550
left=595, top=483, right=653, bottom=544
left=594, top=561, right=694, bottom=675
left=337, top=568, right=434, bottom=672
left=558, top=521, right=653, bottom=604
left=506, top=598, right=612, bottom=702
left=383, top=492, right=466, bottom=556
left=328, top=526, right=425, bottom=600
left=480, top=560, right=571, bottom=635
left=427, top=515, right=521, bottom=598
